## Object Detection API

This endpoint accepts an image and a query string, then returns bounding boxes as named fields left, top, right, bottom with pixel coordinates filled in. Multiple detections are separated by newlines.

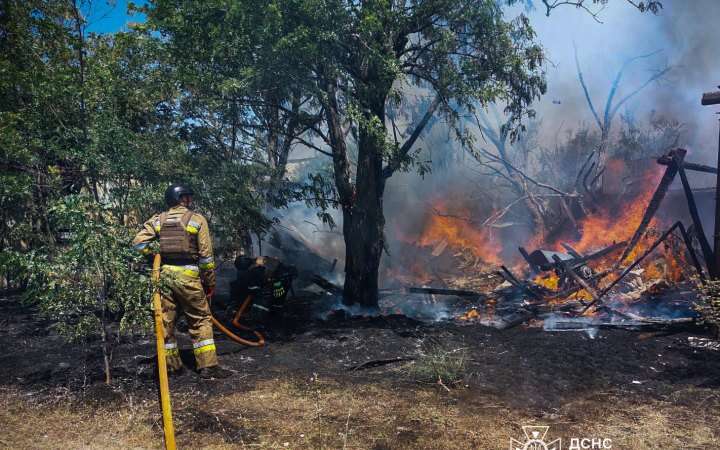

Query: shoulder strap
left=180, top=210, right=194, bottom=228
left=159, top=212, right=169, bottom=226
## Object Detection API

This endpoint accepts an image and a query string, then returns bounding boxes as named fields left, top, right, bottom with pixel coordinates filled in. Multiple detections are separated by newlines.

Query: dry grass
left=1, top=381, right=718, bottom=449
left=0, top=386, right=158, bottom=449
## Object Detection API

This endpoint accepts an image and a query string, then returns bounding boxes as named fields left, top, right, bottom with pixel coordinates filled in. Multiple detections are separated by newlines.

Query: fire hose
left=151, top=254, right=176, bottom=450
left=208, top=293, right=265, bottom=347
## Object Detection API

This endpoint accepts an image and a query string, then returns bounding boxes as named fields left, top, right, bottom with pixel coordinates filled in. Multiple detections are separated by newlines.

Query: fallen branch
left=348, top=357, right=413, bottom=372
left=311, top=274, right=342, bottom=295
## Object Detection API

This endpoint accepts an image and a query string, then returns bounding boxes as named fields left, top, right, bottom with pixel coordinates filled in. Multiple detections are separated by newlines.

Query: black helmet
left=164, top=184, right=194, bottom=207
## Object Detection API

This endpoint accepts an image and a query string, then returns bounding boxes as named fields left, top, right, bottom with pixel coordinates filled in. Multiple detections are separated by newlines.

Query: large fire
left=394, top=157, right=690, bottom=318
left=574, top=163, right=658, bottom=252
left=413, top=160, right=664, bottom=271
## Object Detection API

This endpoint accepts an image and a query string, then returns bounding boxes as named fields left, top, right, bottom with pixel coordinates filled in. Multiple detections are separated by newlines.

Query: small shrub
left=408, top=343, right=468, bottom=386
left=22, top=195, right=153, bottom=384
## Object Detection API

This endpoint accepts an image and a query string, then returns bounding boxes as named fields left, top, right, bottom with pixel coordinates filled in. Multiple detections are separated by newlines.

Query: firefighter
left=133, top=184, right=231, bottom=379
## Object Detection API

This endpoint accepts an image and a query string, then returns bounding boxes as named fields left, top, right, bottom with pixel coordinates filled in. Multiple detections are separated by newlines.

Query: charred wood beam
left=575, top=150, right=596, bottom=190
left=701, top=90, right=720, bottom=106
left=581, top=221, right=701, bottom=314
left=617, top=148, right=686, bottom=267
left=603, top=307, right=697, bottom=329
left=676, top=221, right=707, bottom=284
left=677, top=164, right=714, bottom=272
left=311, top=274, right=342, bottom=295
left=497, top=267, right=522, bottom=289
left=566, top=241, right=626, bottom=269
left=406, top=287, right=480, bottom=297
left=525, top=242, right=624, bottom=273
left=552, top=254, right=599, bottom=305
left=348, top=357, right=413, bottom=371
left=495, top=309, right=536, bottom=330
left=561, top=243, right=582, bottom=258
left=712, top=111, right=720, bottom=279
left=498, top=266, right=543, bottom=301
left=379, top=287, right=483, bottom=298
left=518, top=247, right=539, bottom=273
left=657, top=159, right=718, bottom=175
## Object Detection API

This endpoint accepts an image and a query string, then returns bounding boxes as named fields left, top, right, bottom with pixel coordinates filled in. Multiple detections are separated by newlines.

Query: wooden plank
left=617, top=148, right=685, bottom=266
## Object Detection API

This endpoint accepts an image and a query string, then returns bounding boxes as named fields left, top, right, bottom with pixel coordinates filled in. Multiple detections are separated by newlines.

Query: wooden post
left=701, top=88, right=720, bottom=277
left=713, top=118, right=720, bottom=277
left=677, top=163, right=714, bottom=273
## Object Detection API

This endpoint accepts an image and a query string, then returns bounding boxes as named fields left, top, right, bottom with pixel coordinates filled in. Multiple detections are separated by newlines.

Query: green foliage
left=23, top=195, right=152, bottom=340
left=407, top=343, right=469, bottom=386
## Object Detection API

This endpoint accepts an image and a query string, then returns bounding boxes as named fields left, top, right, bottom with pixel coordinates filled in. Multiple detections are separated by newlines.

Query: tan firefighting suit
left=132, top=205, right=219, bottom=370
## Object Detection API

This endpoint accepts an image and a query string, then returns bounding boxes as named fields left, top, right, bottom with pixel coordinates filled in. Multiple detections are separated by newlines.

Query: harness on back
left=158, top=210, right=199, bottom=265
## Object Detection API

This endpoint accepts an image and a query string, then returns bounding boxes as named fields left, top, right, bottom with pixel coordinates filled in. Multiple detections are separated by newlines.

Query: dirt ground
left=2, top=291, right=720, bottom=450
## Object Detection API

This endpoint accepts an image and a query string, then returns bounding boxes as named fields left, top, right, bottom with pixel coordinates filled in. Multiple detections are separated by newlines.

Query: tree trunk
left=341, top=93, right=387, bottom=308
left=341, top=184, right=384, bottom=308
left=100, top=315, right=112, bottom=385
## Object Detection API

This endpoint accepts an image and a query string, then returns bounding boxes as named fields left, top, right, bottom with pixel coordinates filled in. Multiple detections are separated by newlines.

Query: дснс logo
left=510, top=425, right=561, bottom=450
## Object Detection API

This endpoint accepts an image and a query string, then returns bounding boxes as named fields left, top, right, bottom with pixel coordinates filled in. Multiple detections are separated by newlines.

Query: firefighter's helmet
left=165, top=184, right=194, bottom=207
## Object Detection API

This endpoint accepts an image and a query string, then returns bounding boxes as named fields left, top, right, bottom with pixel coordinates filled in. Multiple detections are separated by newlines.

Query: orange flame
left=533, top=272, right=559, bottom=290
left=395, top=157, right=689, bottom=318
left=560, top=162, right=662, bottom=254
left=416, top=207, right=502, bottom=265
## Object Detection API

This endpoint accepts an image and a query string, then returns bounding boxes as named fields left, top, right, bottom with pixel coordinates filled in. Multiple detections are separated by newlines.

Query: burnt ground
left=2, top=290, right=720, bottom=449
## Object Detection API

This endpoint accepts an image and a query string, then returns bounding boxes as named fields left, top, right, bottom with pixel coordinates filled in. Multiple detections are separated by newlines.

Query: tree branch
left=321, top=75, right=355, bottom=205
left=542, top=0, right=662, bottom=21
left=603, top=50, right=663, bottom=126
left=610, top=66, right=671, bottom=118
left=383, top=94, right=441, bottom=178
left=574, top=42, right=603, bottom=130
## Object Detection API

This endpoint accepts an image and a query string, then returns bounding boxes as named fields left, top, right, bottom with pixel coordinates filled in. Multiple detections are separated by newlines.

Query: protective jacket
left=132, top=205, right=219, bottom=369
left=132, top=205, right=216, bottom=287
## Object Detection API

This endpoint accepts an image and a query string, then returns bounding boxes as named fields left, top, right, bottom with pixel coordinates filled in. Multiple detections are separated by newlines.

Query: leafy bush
left=22, top=195, right=153, bottom=383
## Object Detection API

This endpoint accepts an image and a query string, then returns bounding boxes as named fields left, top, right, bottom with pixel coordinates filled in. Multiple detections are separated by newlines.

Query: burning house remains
left=366, top=146, right=720, bottom=335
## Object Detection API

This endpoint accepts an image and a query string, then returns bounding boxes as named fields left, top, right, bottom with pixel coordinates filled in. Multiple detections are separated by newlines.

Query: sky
left=86, top=0, right=720, bottom=162
left=82, top=0, right=146, bottom=34
left=523, top=0, right=720, bottom=163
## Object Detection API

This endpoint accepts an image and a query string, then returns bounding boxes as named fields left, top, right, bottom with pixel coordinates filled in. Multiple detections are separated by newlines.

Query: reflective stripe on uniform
left=193, top=339, right=216, bottom=355
left=165, top=342, right=179, bottom=356
left=163, top=264, right=200, bottom=277
left=186, top=219, right=201, bottom=234
left=193, top=339, right=214, bottom=349
left=198, top=256, right=215, bottom=270
left=153, top=218, right=161, bottom=232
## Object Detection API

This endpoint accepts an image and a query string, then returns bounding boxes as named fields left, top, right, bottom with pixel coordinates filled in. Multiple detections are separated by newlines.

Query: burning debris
left=379, top=148, right=718, bottom=333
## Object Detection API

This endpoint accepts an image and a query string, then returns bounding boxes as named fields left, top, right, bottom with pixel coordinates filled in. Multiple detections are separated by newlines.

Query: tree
left=1, top=1, right=184, bottom=381
left=471, top=108, right=553, bottom=238
left=143, top=0, right=546, bottom=307
left=0, top=0, right=86, bottom=256
left=259, top=0, right=546, bottom=307
left=141, top=1, right=331, bottom=254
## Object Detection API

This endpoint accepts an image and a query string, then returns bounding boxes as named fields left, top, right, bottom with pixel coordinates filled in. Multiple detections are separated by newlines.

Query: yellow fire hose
left=152, top=254, right=176, bottom=450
